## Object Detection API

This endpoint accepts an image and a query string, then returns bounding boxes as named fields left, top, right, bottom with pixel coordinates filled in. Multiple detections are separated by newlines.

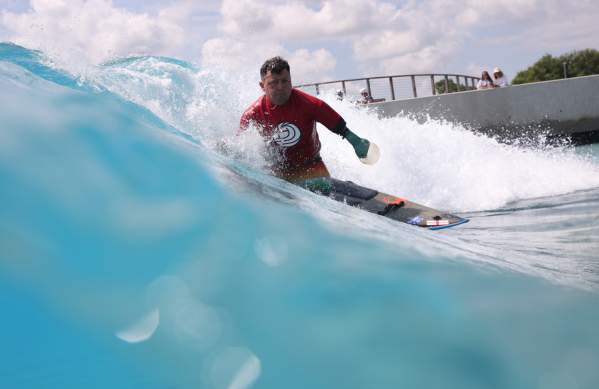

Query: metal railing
left=296, top=73, right=481, bottom=102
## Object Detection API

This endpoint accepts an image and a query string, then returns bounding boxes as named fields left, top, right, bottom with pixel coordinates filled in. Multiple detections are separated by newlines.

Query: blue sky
left=1, top=0, right=598, bottom=84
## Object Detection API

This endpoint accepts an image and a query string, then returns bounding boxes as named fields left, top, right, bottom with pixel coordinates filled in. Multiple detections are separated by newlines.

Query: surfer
left=240, top=56, right=375, bottom=191
left=237, top=57, right=467, bottom=229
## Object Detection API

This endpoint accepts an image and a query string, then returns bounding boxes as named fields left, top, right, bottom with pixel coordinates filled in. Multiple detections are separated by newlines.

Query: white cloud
left=380, top=44, right=458, bottom=75
left=207, top=0, right=404, bottom=81
left=353, top=30, right=424, bottom=61
left=288, top=48, right=336, bottom=83
left=201, top=37, right=282, bottom=72
left=2, top=0, right=598, bottom=82
left=298, top=0, right=594, bottom=76
left=219, top=0, right=399, bottom=41
left=496, top=1, right=599, bottom=52
left=220, top=0, right=274, bottom=36
left=200, top=37, right=336, bottom=84
left=269, top=0, right=399, bottom=40
left=0, top=0, right=201, bottom=65
left=211, top=0, right=477, bottom=76
left=464, top=0, right=541, bottom=19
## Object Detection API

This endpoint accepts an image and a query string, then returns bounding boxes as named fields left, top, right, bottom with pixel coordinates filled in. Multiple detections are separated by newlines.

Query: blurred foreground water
left=1, top=43, right=599, bottom=389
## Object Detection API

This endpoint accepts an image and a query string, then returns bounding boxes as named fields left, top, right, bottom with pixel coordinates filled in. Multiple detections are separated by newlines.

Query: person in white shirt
left=493, top=67, right=509, bottom=87
left=476, top=71, right=495, bottom=89
left=359, top=88, right=374, bottom=104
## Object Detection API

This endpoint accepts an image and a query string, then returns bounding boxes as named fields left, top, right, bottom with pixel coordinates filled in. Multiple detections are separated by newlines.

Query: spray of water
left=88, top=57, right=599, bottom=213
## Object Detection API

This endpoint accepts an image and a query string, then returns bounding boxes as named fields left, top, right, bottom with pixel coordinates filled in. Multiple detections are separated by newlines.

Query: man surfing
left=239, top=56, right=378, bottom=191
left=237, top=57, right=467, bottom=229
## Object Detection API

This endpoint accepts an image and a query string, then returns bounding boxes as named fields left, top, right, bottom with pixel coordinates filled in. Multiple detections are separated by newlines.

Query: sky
left=1, top=0, right=598, bottom=84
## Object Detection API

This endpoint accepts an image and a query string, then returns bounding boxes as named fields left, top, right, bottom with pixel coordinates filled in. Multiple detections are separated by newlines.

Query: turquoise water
left=1, top=42, right=599, bottom=389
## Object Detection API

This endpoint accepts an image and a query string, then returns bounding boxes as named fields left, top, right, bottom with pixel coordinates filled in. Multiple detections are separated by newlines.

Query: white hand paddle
left=359, top=142, right=380, bottom=165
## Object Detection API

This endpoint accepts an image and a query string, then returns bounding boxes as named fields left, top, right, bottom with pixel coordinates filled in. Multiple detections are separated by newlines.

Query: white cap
left=360, top=88, right=368, bottom=94
left=493, top=67, right=502, bottom=74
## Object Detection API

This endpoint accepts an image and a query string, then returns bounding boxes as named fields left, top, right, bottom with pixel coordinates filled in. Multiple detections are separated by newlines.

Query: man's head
left=493, top=67, right=503, bottom=78
left=260, top=56, right=292, bottom=106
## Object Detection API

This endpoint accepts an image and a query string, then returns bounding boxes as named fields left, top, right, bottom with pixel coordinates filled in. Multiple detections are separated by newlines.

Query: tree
left=434, top=78, right=474, bottom=94
left=512, top=49, right=599, bottom=84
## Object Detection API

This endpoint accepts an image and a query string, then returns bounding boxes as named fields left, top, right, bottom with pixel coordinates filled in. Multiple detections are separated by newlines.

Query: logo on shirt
left=273, top=122, right=301, bottom=147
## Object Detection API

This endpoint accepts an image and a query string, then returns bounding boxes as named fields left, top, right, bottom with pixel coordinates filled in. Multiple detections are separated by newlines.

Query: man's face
left=260, top=69, right=292, bottom=106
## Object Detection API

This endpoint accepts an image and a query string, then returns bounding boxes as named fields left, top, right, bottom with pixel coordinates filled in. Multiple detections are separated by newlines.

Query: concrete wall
left=371, top=74, right=599, bottom=144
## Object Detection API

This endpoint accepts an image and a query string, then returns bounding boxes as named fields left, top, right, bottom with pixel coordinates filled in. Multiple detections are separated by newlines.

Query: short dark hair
left=260, top=56, right=290, bottom=79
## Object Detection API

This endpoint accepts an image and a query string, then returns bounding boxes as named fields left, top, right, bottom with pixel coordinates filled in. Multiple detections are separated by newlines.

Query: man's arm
left=338, top=125, right=370, bottom=159
left=216, top=106, right=257, bottom=156
left=239, top=109, right=253, bottom=133
left=312, top=100, right=373, bottom=161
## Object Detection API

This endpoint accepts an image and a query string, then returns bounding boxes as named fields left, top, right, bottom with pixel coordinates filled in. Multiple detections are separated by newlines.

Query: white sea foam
left=319, top=93, right=599, bottom=211
left=90, top=56, right=599, bottom=213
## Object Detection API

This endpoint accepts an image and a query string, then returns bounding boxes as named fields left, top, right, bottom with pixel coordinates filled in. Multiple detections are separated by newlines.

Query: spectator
left=493, top=67, right=509, bottom=87
left=476, top=71, right=495, bottom=89
left=336, top=89, right=344, bottom=101
left=359, top=88, right=374, bottom=104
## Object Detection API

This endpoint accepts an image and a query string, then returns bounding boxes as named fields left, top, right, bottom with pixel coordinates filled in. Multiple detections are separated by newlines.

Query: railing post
left=315, top=84, right=320, bottom=95
left=455, top=75, right=460, bottom=91
left=444, top=75, right=449, bottom=94
left=430, top=75, right=436, bottom=95
left=341, top=80, right=347, bottom=94
left=411, top=75, right=417, bottom=98
left=366, top=78, right=372, bottom=97
left=389, top=77, right=395, bottom=100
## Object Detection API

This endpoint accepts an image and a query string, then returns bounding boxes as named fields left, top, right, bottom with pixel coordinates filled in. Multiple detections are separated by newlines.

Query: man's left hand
left=344, top=129, right=370, bottom=159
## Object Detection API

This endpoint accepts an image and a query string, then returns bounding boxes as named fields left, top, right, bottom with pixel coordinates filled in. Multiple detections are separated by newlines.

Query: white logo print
left=272, top=122, right=301, bottom=147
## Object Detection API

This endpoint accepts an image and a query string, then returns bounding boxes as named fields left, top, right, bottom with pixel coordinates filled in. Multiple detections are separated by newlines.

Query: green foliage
left=434, top=78, right=475, bottom=94
left=512, top=49, right=599, bottom=84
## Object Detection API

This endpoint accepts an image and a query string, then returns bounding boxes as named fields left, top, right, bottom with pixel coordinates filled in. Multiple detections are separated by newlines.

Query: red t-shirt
left=240, top=88, right=346, bottom=171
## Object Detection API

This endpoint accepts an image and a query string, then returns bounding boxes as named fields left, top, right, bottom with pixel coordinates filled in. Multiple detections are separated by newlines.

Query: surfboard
left=311, top=178, right=468, bottom=230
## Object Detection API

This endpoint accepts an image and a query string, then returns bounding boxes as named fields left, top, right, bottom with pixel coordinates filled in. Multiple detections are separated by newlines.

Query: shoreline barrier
left=369, top=75, right=599, bottom=145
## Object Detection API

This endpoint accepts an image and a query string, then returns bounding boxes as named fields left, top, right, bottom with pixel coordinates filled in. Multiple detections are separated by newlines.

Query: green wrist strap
left=344, top=129, right=370, bottom=159
left=298, top=177, right=333, bottom=195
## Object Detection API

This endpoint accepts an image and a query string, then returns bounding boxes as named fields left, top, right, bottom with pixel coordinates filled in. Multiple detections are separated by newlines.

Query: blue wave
left=1, top=43, right=599, bottom=389
left=0, top=42, right=89, bottom=89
